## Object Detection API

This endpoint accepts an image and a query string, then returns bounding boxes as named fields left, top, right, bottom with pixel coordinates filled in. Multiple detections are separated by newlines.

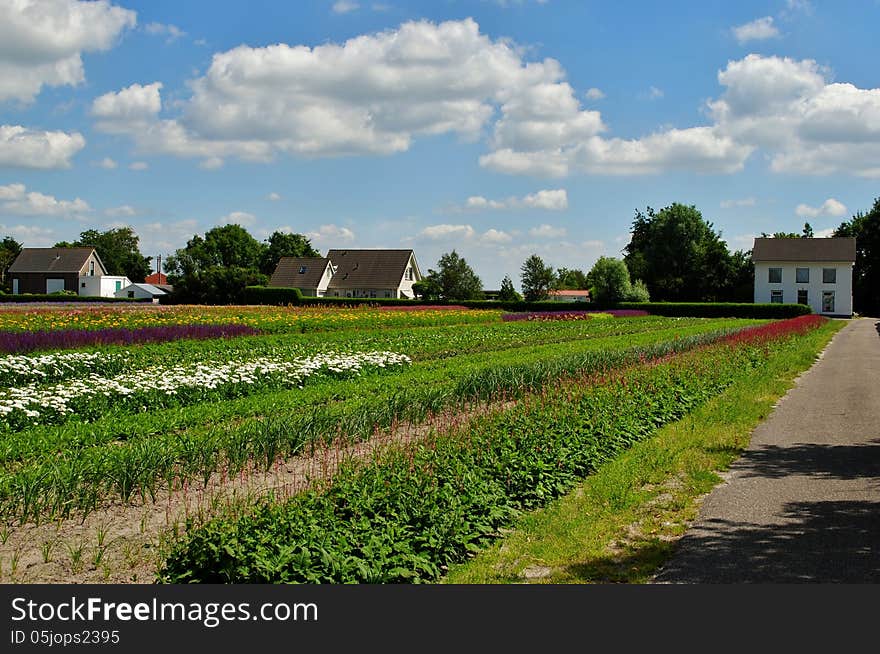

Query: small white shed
left=115, top=283, right=167, bottom=302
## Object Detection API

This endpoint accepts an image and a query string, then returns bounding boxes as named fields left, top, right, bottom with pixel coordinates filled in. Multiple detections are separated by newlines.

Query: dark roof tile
left=752, top=237, right=856, bottom=262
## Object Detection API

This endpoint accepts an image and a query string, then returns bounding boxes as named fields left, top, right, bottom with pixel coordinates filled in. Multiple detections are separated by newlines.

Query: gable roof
left=125, top=283, right=166, bottom=295
left=326, top=249, right=415, bottom=289
left=752, top=237, right=856, bottom=262
left=8, top=247, right=106, bottom=274
left=269, top=257, right=331, bottom=289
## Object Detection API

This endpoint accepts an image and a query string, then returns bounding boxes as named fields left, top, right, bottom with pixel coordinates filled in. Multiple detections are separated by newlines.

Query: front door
left=822, top=291, right=835, bottom=314
left=11, top=278, right=18, bottom=295
left=46, top=278, right=65, bottom=294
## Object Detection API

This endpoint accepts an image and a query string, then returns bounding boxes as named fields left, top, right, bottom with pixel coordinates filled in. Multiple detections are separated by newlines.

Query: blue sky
left=1, top=0, right=878, bottom=287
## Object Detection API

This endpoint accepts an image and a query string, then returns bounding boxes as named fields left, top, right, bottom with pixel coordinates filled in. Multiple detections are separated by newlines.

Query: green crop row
left=0, top=319, right=752, bottom=522
left=159, top=325, right=820, bottom=583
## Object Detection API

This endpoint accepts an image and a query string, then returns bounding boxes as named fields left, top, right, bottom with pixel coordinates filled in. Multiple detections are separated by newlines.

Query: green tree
left=412, top=278, right=442, bottom=301
left=427, top=251, right=484, bottom=300
left=520, top=254, right=554, bottom=302
left=587, top=256, right=650, bottom=303
left=58, top=227, right=151, bottom=281
left=0, top=236, right=22, bottom=290
left=834, top=198, right=880, bottom=315
left=802, top=222, right=814, bottom=238
left=624, top=203, right=736, bottom=302
left=555, top=267, right=590, bottom=290
left=259, top=231, right=320, bottom=275
left=498, top=274, right=521, bottom=301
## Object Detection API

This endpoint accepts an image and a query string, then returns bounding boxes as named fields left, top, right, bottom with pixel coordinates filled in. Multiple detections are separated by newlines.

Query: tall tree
left=555, top=267, right=590, bottom=290
left=834, top=198, right=880, bottom=315
left=520, top=254, right=554, bottom=302
left=498, top=274, right=521, bottom=301
left=259, top=231, right=320, bottom=275
left=802, top=222, right=814, bottom=238
left=587, top=257, right=632, bottom=304
left=0, top=236, right=22, bottom=290
left=58, top=227, right=151, bottom=281
left=624, top=203, right=735, bottom=302
left=426, top=250, right=483, bottom=301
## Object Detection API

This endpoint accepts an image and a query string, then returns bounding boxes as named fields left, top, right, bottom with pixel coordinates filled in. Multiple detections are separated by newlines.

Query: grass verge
left=442, top=319, right=843, bottom=584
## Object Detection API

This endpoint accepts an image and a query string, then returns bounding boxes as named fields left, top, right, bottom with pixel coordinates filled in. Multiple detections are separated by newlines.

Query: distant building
left=752, top=237, right=856, bottom=317
left=269, top=249, right=422, bottom=299
left=8, top=247, right=130, bottom=297
left=115, top=283, right=167, bottom=303
left=145, top=271, right=168, bottom=286
left=548, top=289, right=591, bottom=302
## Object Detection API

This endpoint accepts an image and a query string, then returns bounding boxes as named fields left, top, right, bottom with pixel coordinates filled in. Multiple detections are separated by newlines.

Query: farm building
left=270, top=249, right=422, bottom=299
left=115, top=283, right=167, bottom=302
left=548, top=289, right=591, bottom=302
left=8, top=247, right=131, bottom=297
left=752, top=237, right=856, bottom=317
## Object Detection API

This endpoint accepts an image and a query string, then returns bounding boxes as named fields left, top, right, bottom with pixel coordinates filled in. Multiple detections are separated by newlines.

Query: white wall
left=79, top=275, right=131, bottom=298
left=114, top=284, right=162, bottom=301
left=753, top=261, right=853, bottom=315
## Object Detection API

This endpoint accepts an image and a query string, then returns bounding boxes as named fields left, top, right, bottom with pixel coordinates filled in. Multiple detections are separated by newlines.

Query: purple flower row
left=0, top=324, right=261, bottom=354
left=501, top=309, right=650, bottom=322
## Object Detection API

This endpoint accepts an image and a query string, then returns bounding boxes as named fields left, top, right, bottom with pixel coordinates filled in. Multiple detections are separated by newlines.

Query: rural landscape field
left=0, top=302, right=839, bottom=584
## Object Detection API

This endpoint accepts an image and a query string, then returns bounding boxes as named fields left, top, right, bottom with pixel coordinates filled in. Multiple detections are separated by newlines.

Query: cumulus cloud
left=0, top=0, right=136, bottom=103
left=332, top=1, right=359, bottom=13
left=267, top=192, right=281, bottom=201
left=584, top=88, right=605, bottom=101
left=720, top=197, right=756, bottom=208
left=420, top=224, right=476, bottom=240
left=481, top=228, right=513, bottom=244
left=458, top=188, right=568, bottom=212
left=0, top=182, right=90, bottom=217
left=144, top=22, right=186, bottom=42
left=306, top=223, right=356, bottom=243
left=0, top=124, right=85, bottom=169
left=732, top=17, right=779, bottom=44
left=795, top=198, right=847, bottom=218
left=528, top=224, right=566, bottom=238
left=219, top=211, right=257, bottom=227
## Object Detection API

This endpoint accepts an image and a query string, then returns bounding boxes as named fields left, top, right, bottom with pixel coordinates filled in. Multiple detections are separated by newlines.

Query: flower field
left=0, top=303, right=838, bottom=583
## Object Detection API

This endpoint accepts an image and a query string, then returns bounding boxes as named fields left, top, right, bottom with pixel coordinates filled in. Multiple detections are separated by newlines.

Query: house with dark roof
left=269, top=249, right=422, bottom=299
left=8, top=247, right=131, bottom=297
left=752, top=237, right=856, bottom=317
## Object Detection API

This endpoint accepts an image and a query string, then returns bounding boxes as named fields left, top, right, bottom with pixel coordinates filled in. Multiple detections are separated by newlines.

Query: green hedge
left=0, top=293, right=146, bottom=304
left=242, top=286, right=811, bottom=319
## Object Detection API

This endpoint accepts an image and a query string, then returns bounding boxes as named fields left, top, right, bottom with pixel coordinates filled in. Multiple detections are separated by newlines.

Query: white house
left=80, top=274, right=132, bottom=298
left=115, top=283, right=166, bottom=302
left=752, top=237, right=856, bottom=317
left=269, top=249, right=422, bottom=299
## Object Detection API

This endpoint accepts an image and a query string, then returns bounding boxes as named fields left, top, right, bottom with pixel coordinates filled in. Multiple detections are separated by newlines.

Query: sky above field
left=1, top=0, right=879, bottom=287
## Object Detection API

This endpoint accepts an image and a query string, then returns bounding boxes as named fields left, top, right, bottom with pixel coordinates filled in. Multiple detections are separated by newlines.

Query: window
left=768, top=267, right=782, bottom=283
left=822, top=268, right=836, bottom=284
left=405, top=267, right=413, bottom=281
left=796, top=268, right=809, bottom=283
left=115, top=280, right=122, bottom=291
left=384, top=291, right=391, bottom=298
left=822, top=291, right=835, bottom=313
left=797, top=289, right=808, bottom=305
left=299, top=266, right=307, bottom=274
left=370, top=290, right=376, bottom=298
left=81, top=282, right=86, bottom=288
left=89, top=261, right=95, bottom=277
left=127, top=291, right=135, bottom=299
left=770, top=290, right=783, bottom=304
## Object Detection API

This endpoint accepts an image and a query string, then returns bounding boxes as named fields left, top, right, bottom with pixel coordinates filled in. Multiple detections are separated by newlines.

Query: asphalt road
left=654, top=318, right=880, bottom=583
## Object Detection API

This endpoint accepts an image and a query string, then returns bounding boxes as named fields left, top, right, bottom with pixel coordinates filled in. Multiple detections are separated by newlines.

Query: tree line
left=0, top=198, right=877, bottom=313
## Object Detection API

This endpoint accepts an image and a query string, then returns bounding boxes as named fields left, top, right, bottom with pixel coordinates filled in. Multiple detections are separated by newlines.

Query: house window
left=89, top=261, right=95, bottom=277
left=128, top=291, right=135, bottom=299
left=81, top=282, right=86, bottom=288
left=384, top=291, right=391, bottom=298
left=299, top=266, right=307, bottom=274
left=822, top=291, right=835, bottom=313
left=405, top=267, right=413, bottom=281
left=346, top=292, right=352, bottom=297
left=796, top=268, right=809, bottom=283
left=822, top=268, right=836, bottom=284
left=115, top=280, right=122, bottom=291
left=370, top=290, right=376, bottom=298
left=768, top=267, right=782, bottom=283
left=797, top=289, right=808, bottom=305
left=770, top=290, right=783, bottom=304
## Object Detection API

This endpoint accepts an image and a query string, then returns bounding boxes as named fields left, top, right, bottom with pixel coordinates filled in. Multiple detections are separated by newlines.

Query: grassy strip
left=158, top=319, right=822, bottom=583
left=442, top=319, right=842, bottom=584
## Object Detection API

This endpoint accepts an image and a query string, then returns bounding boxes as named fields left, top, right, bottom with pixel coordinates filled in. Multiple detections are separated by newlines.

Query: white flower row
left=0, top=351, right=411, bottom=426
left=0, top=350, right=125, bottom=384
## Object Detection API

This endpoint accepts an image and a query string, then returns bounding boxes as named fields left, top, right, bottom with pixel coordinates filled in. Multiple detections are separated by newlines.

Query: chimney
left=156, top=254, right=161, bottom=275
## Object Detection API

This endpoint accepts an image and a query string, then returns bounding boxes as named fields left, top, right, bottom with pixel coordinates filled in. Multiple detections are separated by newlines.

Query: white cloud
left=306, top=223, right=356, bottom=243
left=0, top=0, right=136, bottom=103
left=0, top=183, right=90, bottom=217
left=372, top=3, right=391, bottom=10
left=727, top=233, right=758, bottom=250
left=332, top=1, right=359, bottom=14
left=92, top=82, right=163, bottom=127
left=732, top=17, right=780, bottom=44
left=420, top=224, right=476, bottom=240
left=144, top=22, right=186, bottom=42
left=795, top=198, right=847, bottom=218
left=129, top=161, right=148, bottom=170
left=219, top=211, right=257, bottom=227
left=138, top=218, right=198, bottom=253
left=458, top=188, right=568, bottom=212
left=814, top=227, right=835, bottom=238
left=720, top=197, right=756, bottom=208
left=0, top=223, right=56, bottom=245
left=481, top=228, right=513, bottom=244
left=105, top=205, right=136, bottom=217
left=646, top=86, right=664, bottom=100
left=199, top=156, right=224, bottom=170
left=584, top=88, right=605, bottom=101
left=0, top=124, right=85, bottom=169
left=267, top=192, right=281, bottom=201
left=528, top=224, right=567, bottom=238
left=96, top=157, right=117, bottom=169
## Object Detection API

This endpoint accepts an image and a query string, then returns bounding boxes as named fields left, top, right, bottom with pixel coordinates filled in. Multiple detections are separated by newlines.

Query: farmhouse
left=752, top=237, right=856, bottom=317
left=8, top=247, right=131, bottom=298
left=270, top=249, right=422, bottom=299
left=548, top=289, right=591, bottom=302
